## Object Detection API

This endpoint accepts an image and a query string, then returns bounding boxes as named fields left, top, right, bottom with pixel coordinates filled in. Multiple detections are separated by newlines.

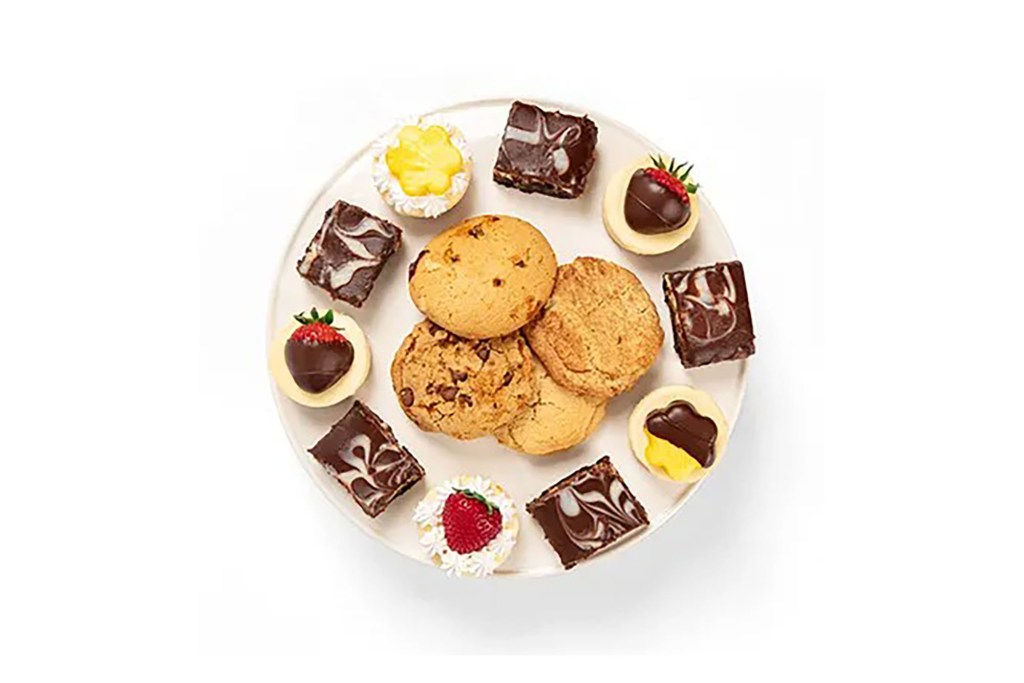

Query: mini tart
left=413, top=475, right=520, bottom=578
left=602, top=156, right=701, bottom=255
left=268, top=313, right=370, bottom=408
left=371, top=114, right=473, bottom=219
left=628, top=385, right=728, bottom=483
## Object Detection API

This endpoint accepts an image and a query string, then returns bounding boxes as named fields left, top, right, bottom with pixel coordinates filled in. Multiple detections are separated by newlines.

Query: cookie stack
left=391, top=214, right=664, bottom=455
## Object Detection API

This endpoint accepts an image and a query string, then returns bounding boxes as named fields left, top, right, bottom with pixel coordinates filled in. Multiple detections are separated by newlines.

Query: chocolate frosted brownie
left=296, top=200, right=402, bottom=307
left=526, top=456, right=649, bottom=569
left=493, top=101, right=598, bottom=199
left=308, top=401, right=424, bottom=517
left=662, top=260, right=756, bottom=368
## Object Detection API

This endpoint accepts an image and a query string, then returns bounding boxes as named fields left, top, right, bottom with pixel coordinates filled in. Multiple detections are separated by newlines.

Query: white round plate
left=268, top=98, right=748, bottom=577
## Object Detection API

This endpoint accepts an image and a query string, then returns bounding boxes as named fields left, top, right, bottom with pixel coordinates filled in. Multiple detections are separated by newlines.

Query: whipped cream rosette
left=372, top=114, right=473, bottom=219
left=413, top=474, right=519, bottom=577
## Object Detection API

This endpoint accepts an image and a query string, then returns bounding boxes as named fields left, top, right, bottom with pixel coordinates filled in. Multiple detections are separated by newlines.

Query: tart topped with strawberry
left=268, top=307, right=371, bottom=408
left=602, top=154, right=703, bottom=255
left=413, top=475, right=520, bottom=577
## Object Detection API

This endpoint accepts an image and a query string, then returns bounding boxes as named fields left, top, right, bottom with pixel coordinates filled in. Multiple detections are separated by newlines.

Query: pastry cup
left=412, top=475, right=519, bottom=578
left=371, top=114, right=473, bottom=219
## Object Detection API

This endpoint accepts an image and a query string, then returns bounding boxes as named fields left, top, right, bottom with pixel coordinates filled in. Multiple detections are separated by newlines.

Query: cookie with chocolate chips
left=390, top=321, right=538, bottom=440
left=407, top=215, right=557, bottom=339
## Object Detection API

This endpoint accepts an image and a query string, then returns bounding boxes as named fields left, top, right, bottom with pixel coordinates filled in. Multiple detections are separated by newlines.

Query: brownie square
left=526, top=456, right=649, bottom=570
left=663, top=260, right=756, bottom=368
left=296, top=200, right=402, bottom=307
left=493, top=101, right=598, bottom=199
left=308, top=401, right=424, bottom=518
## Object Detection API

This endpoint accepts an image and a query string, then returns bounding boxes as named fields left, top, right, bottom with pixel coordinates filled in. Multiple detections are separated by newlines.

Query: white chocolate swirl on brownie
left=501, top=114, right=582, bottom=177
left=554, top=475, right=647, bottom=550
left=671, top=264, right=739, bottom=344
left=307, top=401, right=424, bottom=518
left=526, top=456, right=649, bottom=570
left=295, top=200, right=402, bottom=308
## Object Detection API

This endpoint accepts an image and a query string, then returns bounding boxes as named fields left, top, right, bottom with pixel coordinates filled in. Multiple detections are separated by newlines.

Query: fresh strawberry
left=285, top=308, right=354, bottom=393
left=442, top=489, right=502, bottom=554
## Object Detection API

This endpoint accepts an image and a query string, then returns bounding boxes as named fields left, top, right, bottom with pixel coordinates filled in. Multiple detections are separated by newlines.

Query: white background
left=2, top=0, right=1022, bottom=676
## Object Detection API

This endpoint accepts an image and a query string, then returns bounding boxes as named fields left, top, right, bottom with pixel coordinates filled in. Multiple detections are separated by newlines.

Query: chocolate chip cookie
left=390, top=321, right=538, bottom=440
left=524, top=257, right=663, bottom=399
left=494, top=354, right=607, bottom=456
left=407, top=215, right=557, bottom=339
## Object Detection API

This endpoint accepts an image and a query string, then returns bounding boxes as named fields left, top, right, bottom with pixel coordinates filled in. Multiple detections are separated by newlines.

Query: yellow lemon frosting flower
left=385, top=125, right=464, bottom=197
left=643, top=427, right=703, bottom=481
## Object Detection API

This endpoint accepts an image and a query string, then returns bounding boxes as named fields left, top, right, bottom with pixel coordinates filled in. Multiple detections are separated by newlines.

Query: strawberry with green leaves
left=442, top=488, right=503, bottom=554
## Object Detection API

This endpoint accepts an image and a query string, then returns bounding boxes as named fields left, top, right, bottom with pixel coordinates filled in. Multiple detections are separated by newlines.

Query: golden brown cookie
left=390, top=321, right=538, bottom=440
left=494, top=355, right=607, bottom=455
left=408, top=215, right=557, bottom=339
left=524, top=257, right=663, bottom=399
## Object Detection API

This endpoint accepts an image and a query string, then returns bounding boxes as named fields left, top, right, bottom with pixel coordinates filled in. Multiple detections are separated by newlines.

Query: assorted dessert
left=628, top=386, right=729, bottom=483
left=603, top=156, right=701, bottom=255
left=271, top=100, right=757, bottom=575
left=414, top=475, right=520, bottom=577
left=372, top=115, right=472, bottom=218
left=269, top=307, right=371, bottom=408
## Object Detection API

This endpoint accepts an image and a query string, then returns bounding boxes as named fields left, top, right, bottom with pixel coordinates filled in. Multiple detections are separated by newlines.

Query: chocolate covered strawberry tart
left=602, top=154, right=702, bottom=255
left=268, top=307, right=371, bottom=408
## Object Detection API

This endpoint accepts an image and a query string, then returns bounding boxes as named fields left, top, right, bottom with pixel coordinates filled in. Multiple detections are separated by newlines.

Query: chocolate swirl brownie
left=493, top=101, right=598, bottom=199
left=662, top=260, right=756, bottom=368
left=526, top=456, right=649, bottom=569
left=307, top=401, right=424, bottom=517
left=296, top=200, right=402, bottom=307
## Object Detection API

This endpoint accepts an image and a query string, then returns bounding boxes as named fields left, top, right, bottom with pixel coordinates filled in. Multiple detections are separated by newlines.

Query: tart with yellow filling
left=372, top=115, right=472, bottom=219
left=627, top=385, right=728, bottom=483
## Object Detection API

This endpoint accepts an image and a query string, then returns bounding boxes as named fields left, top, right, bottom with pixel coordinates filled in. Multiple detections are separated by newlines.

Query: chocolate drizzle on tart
left=644, top=400, right=718, bottom=467
left=308, top=401, right=425, bottom=518
left=624, top=156, right=698, bottom=234
left=526, top=456, right=649, bottom=570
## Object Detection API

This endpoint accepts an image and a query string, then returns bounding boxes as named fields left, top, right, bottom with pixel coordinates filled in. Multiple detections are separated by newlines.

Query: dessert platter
left=268, top=99, right=755, bottom=577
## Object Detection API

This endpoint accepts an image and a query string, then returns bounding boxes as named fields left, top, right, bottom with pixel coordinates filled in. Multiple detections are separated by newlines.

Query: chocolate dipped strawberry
left=284, top=308, right=354, bottom=394
left=624, top=156, right=700, bottom=235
